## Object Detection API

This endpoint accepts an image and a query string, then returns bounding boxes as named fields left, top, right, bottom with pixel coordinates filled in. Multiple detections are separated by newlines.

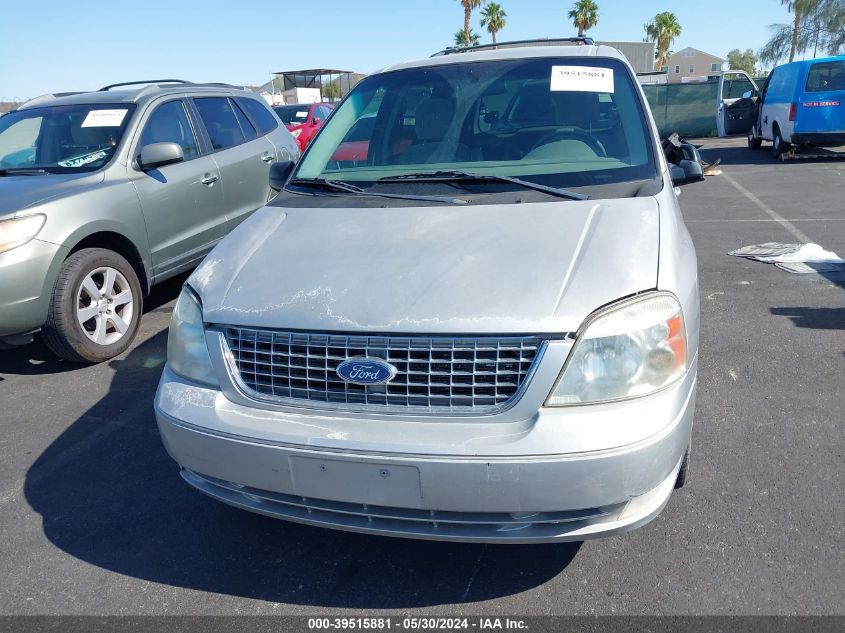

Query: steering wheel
left=529, top=130, right=607, bottom=157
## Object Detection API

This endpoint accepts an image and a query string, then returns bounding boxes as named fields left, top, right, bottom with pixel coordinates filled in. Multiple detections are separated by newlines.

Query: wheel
left=748, top=129, right=762, bottom=150
left=42, top=248, right=143, bottom=363
left=771, top=127, right=786, bottom=158
left=674, top=443, right=690, bottom=489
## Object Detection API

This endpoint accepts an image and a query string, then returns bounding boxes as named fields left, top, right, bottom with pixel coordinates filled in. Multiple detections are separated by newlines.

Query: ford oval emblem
left=336, top=357, right=397, bottom=385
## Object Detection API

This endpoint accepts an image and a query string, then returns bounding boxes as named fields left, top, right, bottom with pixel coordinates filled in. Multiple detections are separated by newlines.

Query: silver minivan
left=155, top=42, right=700, bottom=543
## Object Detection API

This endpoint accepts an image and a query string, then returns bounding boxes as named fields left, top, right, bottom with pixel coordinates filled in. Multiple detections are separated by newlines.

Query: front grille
left=223, top=327, right=544, bottom=413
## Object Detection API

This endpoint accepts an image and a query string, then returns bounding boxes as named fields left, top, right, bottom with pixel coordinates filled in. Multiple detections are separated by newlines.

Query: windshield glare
left=0, top=104, right=135, bottom=173
left=273, top=105, right=310, bottom=125
left=295, top=57, right=658, bottom=191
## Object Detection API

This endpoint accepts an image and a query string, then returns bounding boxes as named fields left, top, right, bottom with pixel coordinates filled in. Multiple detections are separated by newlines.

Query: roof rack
left=197, top=82, right=248, bottom=89
left=432, top=37, right=595, bottom=57
left=99, top=79, right=189, bottom=91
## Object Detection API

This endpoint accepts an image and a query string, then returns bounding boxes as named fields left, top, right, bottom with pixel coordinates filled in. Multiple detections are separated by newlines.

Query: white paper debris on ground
left=728, top=242, right=845, bottom=273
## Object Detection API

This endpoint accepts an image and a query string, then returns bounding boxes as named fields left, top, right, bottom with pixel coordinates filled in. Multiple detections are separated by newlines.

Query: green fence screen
left=642, top=82, right=718, bottom=138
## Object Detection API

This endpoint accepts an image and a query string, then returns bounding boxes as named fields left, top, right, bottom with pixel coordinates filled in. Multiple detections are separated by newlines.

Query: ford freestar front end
left=155, top=43, right=699, bottom=543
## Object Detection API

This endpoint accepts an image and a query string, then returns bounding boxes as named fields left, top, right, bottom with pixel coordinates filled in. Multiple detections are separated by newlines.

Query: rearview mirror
left=138, top=142, right=184, bottom=170
left=269, top=160, right=295, bottom=191
left=312, top=118, right=321, bottom=126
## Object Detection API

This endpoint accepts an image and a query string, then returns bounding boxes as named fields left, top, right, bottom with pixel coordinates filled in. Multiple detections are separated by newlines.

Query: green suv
left=0, top=80, right=299, bottom=361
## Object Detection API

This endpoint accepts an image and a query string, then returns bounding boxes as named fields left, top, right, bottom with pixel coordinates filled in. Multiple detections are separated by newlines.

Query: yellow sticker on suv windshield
left=550, top=66, right=614, bottom=93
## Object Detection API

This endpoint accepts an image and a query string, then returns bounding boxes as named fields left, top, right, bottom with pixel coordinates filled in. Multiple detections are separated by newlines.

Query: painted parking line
left=721, top=172, right=812, bottom=243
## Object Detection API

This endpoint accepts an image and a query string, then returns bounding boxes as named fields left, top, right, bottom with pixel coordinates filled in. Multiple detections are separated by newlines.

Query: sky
left=0, top=0, right=795, bottom=101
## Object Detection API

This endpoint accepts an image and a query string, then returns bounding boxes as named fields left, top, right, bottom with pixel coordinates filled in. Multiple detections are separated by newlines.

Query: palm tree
left=644, top=12, right=682, bottom=71
left=455, top=0, right=485, bottom=47
left=568, top=0, right=599, bottom=37
left=480, top=2, right=507, bottom=44
left=782, top=0, right=818, bottom=61
left=454, top=29, right=481, bottom=47
left=760, top=0, right=844, bottom=65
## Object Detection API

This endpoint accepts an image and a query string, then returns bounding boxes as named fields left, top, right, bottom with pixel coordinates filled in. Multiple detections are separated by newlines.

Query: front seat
left=144, top=116, right=190, bottom=154
left=395, top=98, right=469, bottom=164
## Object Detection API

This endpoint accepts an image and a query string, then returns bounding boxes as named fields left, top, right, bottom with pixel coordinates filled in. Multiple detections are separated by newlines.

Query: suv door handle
left=261, top=154, right=274, bottom=163
left=201, top=174, right=219, bottom=185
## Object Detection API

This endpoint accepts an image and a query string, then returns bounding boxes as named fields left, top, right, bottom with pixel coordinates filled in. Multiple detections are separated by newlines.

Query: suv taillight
left=789, top=103, right=797, bottom=121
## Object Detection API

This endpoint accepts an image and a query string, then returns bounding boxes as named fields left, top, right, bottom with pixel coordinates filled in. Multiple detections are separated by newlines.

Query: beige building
left=661, top=47, right=724, bottom=83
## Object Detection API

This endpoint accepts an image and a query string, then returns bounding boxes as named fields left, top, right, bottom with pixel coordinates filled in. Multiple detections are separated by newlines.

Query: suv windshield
left=294, top=57, right=659, bottom=194
left=0, top=103, right=136, bottom=173
left=273, top=105, right=310, bottom=125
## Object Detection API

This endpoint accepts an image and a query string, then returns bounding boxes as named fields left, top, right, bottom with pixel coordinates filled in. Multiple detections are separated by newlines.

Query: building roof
left=667, top=47, right=725, bottom=62
left=272, top=69, right=354, bottom=76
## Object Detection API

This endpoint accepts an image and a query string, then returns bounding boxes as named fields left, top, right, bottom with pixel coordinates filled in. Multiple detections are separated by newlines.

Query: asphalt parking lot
left=0, top=136, right=843, bottom=616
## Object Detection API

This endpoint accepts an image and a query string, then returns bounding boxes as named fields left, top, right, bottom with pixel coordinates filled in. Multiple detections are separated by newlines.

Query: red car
left=272, top=102, right=334, bottom=151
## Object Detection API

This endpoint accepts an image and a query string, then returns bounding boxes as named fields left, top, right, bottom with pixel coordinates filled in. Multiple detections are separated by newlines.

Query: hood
left=0, top=171, right=105, bottom=220
left=191, top=198, right=660, bottom=334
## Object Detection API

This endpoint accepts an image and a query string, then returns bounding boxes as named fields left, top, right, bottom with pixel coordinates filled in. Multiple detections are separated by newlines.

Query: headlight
left=546, top=292, right=687, bottom=406
left=290, top=128, right=302, bottom=138
left=167, top=286, right=218, bottom=386
left=0, top=214, right=46, bottom=254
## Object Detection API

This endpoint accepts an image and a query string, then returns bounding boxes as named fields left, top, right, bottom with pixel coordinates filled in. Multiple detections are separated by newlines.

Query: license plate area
left=289, top=456, right=423, bottom=508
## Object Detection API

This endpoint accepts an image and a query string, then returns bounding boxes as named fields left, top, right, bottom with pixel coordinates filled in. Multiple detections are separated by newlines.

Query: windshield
left=273, top=105, right=310, bottom=125
left=0, top=103, right=135, bottom=173
left=294, top=57, right=659, bottom=192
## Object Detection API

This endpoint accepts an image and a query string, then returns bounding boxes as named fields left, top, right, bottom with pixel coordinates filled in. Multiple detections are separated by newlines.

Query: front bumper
left=155, top=357, right=696, bottom=543
left=0, top=239, right=66, bottom=338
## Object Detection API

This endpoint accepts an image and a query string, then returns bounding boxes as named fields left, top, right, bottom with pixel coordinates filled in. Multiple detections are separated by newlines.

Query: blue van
left=719, top=56, right=845, bottom=157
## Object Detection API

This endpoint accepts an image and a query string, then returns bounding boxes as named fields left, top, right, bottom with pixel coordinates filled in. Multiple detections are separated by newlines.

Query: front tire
left=772, top=127, right=787, bottom=158
left=42, top=248, right=143, bottom=363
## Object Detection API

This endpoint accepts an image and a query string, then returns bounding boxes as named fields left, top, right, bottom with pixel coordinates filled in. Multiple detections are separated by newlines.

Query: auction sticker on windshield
left=81, top=109, right=128, bottom=127
left=550, top=66, right=614, bottom=93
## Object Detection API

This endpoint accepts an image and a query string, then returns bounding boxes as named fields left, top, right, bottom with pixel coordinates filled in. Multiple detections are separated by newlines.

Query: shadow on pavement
left=0, top=273, right=188, bottom=377
left=23, top=327, right=580, bottom=608
left=770, top=306, right=845, bottom=330
left=697, top=143, right=845, bottom=167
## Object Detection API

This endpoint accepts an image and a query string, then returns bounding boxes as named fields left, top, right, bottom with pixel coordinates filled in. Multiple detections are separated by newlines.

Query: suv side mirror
left=742, top=89, right=758, bottom=99
left=139, top=142, right=184, bottom=170
left=269, top=160, right=295, bottom=191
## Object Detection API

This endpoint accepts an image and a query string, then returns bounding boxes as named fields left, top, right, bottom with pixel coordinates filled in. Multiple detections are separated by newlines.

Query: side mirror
left=670, top=165, right=687, bottom=184
left=671, top=160, right=703, bottom=184
left=741, top=89, right=757, bottom=99
left=138, top=142, right=184, bottom=170
left=269, top=160, right=295, bottom=191
left=483, top=111, right=499, bottom=124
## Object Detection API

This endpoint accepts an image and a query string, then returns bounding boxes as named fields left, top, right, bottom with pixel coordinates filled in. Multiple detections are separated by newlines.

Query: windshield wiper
left=379, top=170, right=589, bottom=201
left=0, top=168, right=48, bottom=176
left=287, top=177, right=466, bottom=205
